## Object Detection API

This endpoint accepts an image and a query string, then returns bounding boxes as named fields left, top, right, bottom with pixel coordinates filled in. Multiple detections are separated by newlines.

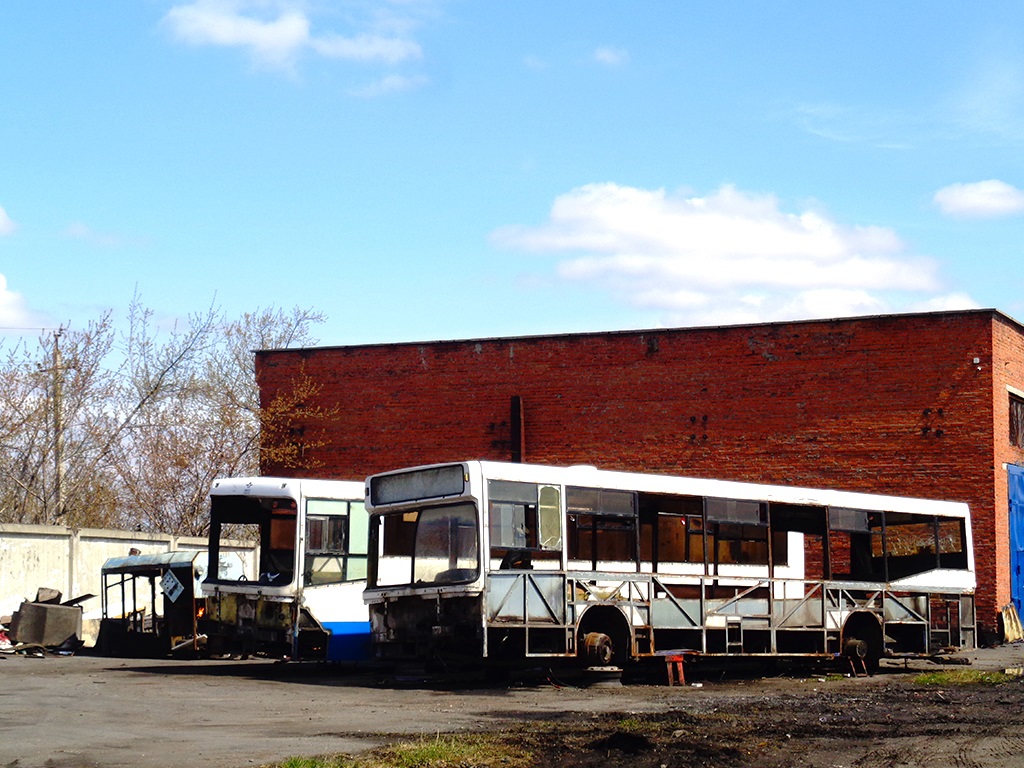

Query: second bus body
left=363, top=461, right=976, bottom=670
left=201, top=476, right=371, bottom=662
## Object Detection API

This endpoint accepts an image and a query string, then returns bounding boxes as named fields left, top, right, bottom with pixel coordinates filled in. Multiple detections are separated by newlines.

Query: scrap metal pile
left=0, top=587, right=92, bottom=657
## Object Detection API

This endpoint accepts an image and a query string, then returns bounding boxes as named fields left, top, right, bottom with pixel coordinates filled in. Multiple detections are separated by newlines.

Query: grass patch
left=378, top=733, right=528, bottom=768
left=276, top=757, right=357, bottom=768
left=263, top=732, right=532, bottom=768
left=912, top=669, right=1016, bottom=686
left=615, top=715, right=645, bottom=732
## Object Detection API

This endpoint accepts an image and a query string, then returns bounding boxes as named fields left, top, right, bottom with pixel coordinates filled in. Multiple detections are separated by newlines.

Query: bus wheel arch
left=841, top=611, right=883, bottom=673
left=576, top=606, right=632, bottom=668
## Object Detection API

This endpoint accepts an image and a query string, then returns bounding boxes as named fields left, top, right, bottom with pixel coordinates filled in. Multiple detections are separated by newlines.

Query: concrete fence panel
left=0, top=524, right=254, bottom=621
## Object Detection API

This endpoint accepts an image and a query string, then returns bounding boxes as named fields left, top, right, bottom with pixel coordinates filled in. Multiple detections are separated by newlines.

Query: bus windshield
left=207, top=494, right=297, bottom=586
left=372, top=502, right=479, bottom=587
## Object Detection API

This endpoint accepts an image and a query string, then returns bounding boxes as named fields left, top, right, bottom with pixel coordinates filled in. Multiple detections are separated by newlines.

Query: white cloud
left=0, top=207, right=42, bottom=330
left=933, top=179, right=1024, bottom=219
left=63, top=222, right=141, bottom=248
left=594, top=47, right=628, bottom=66
left=0, top=273, right=41, bottom=330
left=790, top=101, right=916, bottom=150
left=951, top=39, right=1024, bottom=140
left=522, top=55, right=547, bottom=71
left=908, top=292, right=982, bottom=313
left=349, top=73, right=428, bottom=98
left=311, top=34, right=421, bottom=64
left=493, top=183, right=975, bottom=326
left=0, top=205, right=15, bottom=236
left=163, top=0, right=423, bottom=71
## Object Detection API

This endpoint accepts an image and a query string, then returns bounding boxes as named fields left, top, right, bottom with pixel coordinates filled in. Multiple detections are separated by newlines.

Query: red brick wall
left=257, top=310, right=1024, bottom=635
left=993, top=316, right=1024, bottom=623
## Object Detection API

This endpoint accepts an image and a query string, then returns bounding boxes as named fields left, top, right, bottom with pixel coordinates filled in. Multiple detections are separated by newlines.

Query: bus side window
left=827, top=508, right=884, bottom=581
left=637, top=493, right=704, bottom=569
left=489, top=481, right=533, bottom=547
left=304, top=498, right=366, bottom=586
left=490, top=499, right=535, bottom=549
left=304, top=513, right=346, bottom=585
left=488, top=481, right=561, bottom=565
left=884, top=512, right=967, bottom=580
left=712, top=523, right=769, bottom=565
left=705, top=498, right=768, bottom=567
left=347, top=501, right=369, bottom=580
left=654, top=515, right=703, bottom=563
left=538, top=486, right=561, bottom=551
left=937, top=517, right=968, bottom=570
left=566, top=487, right=637, bottom=569
left=770, top=503, right=825, bottom=581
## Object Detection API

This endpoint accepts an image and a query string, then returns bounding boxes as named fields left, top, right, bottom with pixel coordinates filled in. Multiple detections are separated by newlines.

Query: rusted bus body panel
left=370, top=594, right=485, bottom=660
left=98, top=551, right=209, bottom=658
left=204, top=591, right=299, bottom=659
left=488, top=571, right=568, bottom=624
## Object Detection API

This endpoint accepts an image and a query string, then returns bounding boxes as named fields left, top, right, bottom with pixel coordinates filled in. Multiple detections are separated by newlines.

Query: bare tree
left=0, top=315, right=119, bottom=526
left=204, top=306, right=327, bottom=471
left=0, top=299, right=326, bottom=534
left=109, top=301, right=327, bottom=534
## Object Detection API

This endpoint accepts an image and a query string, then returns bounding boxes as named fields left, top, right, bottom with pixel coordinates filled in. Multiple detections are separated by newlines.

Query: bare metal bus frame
left=363, top=461, right=976, bottom=671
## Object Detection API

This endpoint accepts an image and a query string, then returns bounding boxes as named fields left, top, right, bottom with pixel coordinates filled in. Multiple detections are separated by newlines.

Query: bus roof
left=209, top=476, right=364, bottom=500
left=369, top=460, right=971, bottom=519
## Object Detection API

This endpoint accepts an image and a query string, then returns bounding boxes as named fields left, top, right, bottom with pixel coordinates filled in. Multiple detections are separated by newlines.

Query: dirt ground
left=2, top=643, right=1024, bottom=768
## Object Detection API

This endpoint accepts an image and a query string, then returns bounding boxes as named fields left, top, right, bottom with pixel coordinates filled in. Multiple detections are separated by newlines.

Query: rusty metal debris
left=3, top=587, right=93, bottom=655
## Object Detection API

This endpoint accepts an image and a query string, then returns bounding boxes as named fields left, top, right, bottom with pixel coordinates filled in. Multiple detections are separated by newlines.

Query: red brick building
left=255, top=309, right=1024, bottom=637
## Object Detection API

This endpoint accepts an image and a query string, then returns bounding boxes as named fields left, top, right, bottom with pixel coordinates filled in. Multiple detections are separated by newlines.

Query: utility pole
left=53, top=326, right=65, bottom=524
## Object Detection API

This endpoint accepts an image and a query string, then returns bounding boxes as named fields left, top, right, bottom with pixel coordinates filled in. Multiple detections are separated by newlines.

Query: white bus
left=201, top=476, right=370, bottom=661
left=363, top=461, right=976, bottom=671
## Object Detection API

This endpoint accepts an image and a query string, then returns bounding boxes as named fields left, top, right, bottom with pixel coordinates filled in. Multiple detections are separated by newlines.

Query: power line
left=0, top=325, right=65, bottom=333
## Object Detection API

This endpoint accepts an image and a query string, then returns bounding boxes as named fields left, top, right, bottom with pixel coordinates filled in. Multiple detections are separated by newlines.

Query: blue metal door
left=1009, top=465, right=1024, bottom=612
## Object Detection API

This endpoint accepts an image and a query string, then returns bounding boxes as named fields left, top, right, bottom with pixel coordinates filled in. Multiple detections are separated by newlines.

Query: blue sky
left=2, top=1, right=1024, bottom=346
